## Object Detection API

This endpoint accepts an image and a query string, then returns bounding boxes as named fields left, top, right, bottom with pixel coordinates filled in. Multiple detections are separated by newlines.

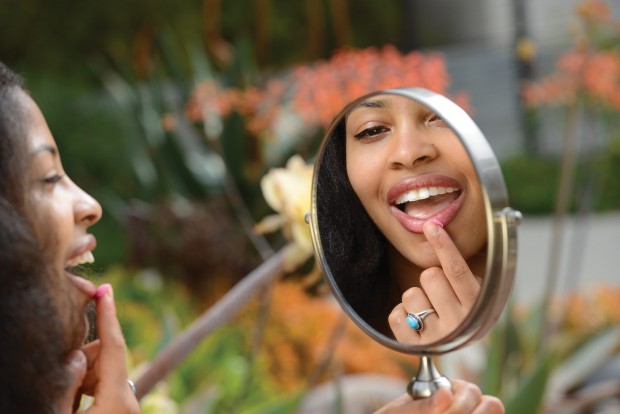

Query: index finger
left=93, top=284, right=131, bottom=396
left=423, top=220, right=480, bottom=306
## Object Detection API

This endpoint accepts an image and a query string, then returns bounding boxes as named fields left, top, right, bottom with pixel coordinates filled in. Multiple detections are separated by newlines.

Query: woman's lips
left=387, top=175, right=465, bottom=233
left=65, top=234, right=97, bottom=268
left=68, top=274, right=98, bottom=298
left=67, top=275, right=97, bottom=345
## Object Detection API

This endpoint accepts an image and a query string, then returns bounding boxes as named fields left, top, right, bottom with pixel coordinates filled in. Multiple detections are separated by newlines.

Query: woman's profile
left=0, top=61, right=139, bottom=413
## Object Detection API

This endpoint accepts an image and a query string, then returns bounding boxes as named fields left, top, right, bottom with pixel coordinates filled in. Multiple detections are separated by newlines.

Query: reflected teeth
left=395, top=187, right=459, bottom=205
left=66, top=251, right=95, bottom=268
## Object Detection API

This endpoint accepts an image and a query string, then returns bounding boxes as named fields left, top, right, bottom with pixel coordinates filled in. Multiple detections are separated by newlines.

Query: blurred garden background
left=2, top=0, right=620, bottom=412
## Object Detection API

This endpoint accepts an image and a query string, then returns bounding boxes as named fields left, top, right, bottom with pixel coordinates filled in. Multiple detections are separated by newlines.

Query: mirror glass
left=310, top=87, right=518, bottom=354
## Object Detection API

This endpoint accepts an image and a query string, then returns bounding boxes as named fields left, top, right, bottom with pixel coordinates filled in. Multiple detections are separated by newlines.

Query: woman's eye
left=354, top=125, right=389, bottom=140
left=425, top=113, right=448, bottom=127
left=43, top=174, right=64, bottom=184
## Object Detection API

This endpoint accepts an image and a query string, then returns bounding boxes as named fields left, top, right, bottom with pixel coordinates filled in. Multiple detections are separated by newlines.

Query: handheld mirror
left=308, top=87, right=521, bottom=398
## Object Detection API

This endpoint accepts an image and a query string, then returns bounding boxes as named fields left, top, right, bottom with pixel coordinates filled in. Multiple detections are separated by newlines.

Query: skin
left=17, top=90, right=140, bottom=413
left=375, top=380, right=504, bottom=414
left=345, top=94, right=487, bottom=344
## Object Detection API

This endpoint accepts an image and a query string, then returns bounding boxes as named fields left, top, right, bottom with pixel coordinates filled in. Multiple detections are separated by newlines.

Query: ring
left=127, top=379, right=137, bottom=394
left=406, top=309, right=436, bottom=332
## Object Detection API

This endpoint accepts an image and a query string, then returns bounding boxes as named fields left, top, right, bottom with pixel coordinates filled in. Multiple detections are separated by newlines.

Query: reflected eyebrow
left=347, top=98, right=392, bottom=115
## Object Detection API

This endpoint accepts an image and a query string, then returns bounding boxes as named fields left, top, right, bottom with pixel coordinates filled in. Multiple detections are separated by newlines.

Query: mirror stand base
left=407, top=355, right=452, bottom=400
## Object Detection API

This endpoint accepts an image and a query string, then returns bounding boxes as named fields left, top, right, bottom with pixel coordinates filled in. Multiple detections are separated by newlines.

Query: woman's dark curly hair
left=316, top=115, right=397, bottom=333
left=0, top=61, right=74, bottom=413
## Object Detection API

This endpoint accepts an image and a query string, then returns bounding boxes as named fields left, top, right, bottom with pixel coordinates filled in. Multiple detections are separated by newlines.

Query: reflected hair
left=0, top=61, right=73, bottom=413
left=316, top=117, right=392, bottom=325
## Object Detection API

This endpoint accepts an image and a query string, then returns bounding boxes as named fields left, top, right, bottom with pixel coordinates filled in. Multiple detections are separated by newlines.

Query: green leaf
left=544, top=327, right=620, bottom=403
left=504, top=349, right=555, bottom=414
left=239, top=389, right=306, bottom=414
left=482, top=324, right=506, bottom=396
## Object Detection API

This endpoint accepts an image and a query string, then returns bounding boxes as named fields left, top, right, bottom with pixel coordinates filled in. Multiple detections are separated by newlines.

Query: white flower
left=255, top=155, right=314, bottom=271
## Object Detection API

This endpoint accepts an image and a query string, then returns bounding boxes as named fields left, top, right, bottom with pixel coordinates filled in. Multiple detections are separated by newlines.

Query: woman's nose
left=73, top=184, right=102, bottom=227
left=387, top=126, right=438, bottom=169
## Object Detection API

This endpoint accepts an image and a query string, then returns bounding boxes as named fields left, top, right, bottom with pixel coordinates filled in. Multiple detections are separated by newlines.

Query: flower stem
left=133, top=247, right=288, bottom=399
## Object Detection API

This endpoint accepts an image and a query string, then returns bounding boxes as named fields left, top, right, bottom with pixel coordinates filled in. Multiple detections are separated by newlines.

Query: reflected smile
left=395, top=186, right=461, bottom=216
left=388, top=176, right=465, bottom=233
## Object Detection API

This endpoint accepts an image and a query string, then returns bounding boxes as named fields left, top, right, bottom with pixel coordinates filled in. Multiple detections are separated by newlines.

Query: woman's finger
left=56, top=350, right=87, bottom=413
left=447, top=379, right=483, bottom=413
left=93, top=285, right=128, bottom=384
left=472, top=396, right=505, bottom=414
left=79, top=340, right=101, bottom=396
left=388, top=303, right=422, bottom=344
left=84, top=284, right=139, bottom=412
left=401, top=286, right=442, bottom=337
left=419, top=267, right=463, bottom=325
left=423, top=221, right=480, bottom=306
left=374, top=387, right=453, bottom=414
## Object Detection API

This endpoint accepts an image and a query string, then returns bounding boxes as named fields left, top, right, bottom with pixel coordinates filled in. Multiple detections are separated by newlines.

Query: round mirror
left=309, top=87, right=520, bottom=356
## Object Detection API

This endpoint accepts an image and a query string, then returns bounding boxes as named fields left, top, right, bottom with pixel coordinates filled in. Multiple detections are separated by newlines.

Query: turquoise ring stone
left=406, top=314, right=422, bottom=331
left=406, top=309, right=436, bottom=332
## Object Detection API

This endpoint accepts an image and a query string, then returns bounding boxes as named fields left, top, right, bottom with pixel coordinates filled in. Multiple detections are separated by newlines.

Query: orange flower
left=523, top=0, right=620, bottom=110
left=240, top=281, right=412, bottom=391
left=576, top=0, right=611, bottom=24
left=184, top=45, right=466, bottom=141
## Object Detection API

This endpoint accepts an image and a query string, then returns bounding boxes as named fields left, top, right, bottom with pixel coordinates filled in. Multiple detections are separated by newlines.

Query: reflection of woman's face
left=345, top=94, right=486, bottom=270
left=19, top=90, right=102, bottom=343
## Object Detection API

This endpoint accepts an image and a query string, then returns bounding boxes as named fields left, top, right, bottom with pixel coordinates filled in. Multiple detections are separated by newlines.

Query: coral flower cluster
left=522, top=0, right=620, bottom=109
left=185, top=45, right=465, bottom=140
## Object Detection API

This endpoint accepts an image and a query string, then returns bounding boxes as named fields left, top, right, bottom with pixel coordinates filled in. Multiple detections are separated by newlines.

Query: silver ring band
left=127, top=379, right=137, bottom=394
left=406, top=309, right=436, bottom=332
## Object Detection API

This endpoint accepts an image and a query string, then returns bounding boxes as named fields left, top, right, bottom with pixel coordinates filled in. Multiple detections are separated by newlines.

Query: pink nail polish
left=431, top=218, right=444, bottom=228
left=93, top=284, right=111, bottom=299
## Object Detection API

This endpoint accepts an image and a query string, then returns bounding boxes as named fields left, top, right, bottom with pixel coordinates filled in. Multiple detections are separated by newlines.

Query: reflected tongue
left=404, top=193, right=458, bottom=219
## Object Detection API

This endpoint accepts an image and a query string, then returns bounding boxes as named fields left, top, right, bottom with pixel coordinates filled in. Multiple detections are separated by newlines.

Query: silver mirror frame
left=309, top=87, right=520, bottom=355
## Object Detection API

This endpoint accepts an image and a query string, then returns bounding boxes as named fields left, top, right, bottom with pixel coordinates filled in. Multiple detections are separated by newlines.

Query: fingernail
left=425, top=219, right=441, bottom=235
left=94, top=283, right=111, bottom=299
left=431, top=218, right=444, bottom=228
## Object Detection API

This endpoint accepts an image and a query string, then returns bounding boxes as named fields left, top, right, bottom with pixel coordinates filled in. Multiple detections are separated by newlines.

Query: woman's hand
left=375, top=380, right=503, bottom=414
left=388, top=221, right=482, bottom=344
left=59, top=284, right=140, bottom=413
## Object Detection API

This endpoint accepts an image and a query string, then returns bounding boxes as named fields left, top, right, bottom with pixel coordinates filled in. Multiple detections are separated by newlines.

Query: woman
left=0, top=61, right=139, bottom=413
left=317, top=92, right=487, bottom=344
left=1, top=61, right=498, bottom=413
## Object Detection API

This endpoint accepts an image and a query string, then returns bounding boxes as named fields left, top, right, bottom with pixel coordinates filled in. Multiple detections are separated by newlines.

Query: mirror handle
left=407, top=355, right=452, bottom=400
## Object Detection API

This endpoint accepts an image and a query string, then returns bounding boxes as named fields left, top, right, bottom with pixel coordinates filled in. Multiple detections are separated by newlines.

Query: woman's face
left=345, top=94, right=486, bottom=271
left=18, top=90, right=102, bottom=343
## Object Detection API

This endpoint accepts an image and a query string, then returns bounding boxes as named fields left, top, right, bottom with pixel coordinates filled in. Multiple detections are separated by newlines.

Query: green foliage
left=94, top=266, right=307, bottom=413
left=504, top=353, right=554, bottom=414
left=501, top=145, right=620, bottom=215
left=481, top=297, right=620, bottom=413
left=501, top=155, right=561, bottom=215
left=2, top=0, right=403, bottom=78
left=577, top=135, right=620, bottom=212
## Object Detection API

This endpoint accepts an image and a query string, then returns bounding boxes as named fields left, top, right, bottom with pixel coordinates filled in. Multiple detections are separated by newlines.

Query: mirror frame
left=309, top=87, right=519, bottom=355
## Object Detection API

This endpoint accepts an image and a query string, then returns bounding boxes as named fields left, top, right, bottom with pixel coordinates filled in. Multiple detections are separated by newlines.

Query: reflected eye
left=425, top=113, right=448, bottom=128
left=353, top=125, right=390, bottom=140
